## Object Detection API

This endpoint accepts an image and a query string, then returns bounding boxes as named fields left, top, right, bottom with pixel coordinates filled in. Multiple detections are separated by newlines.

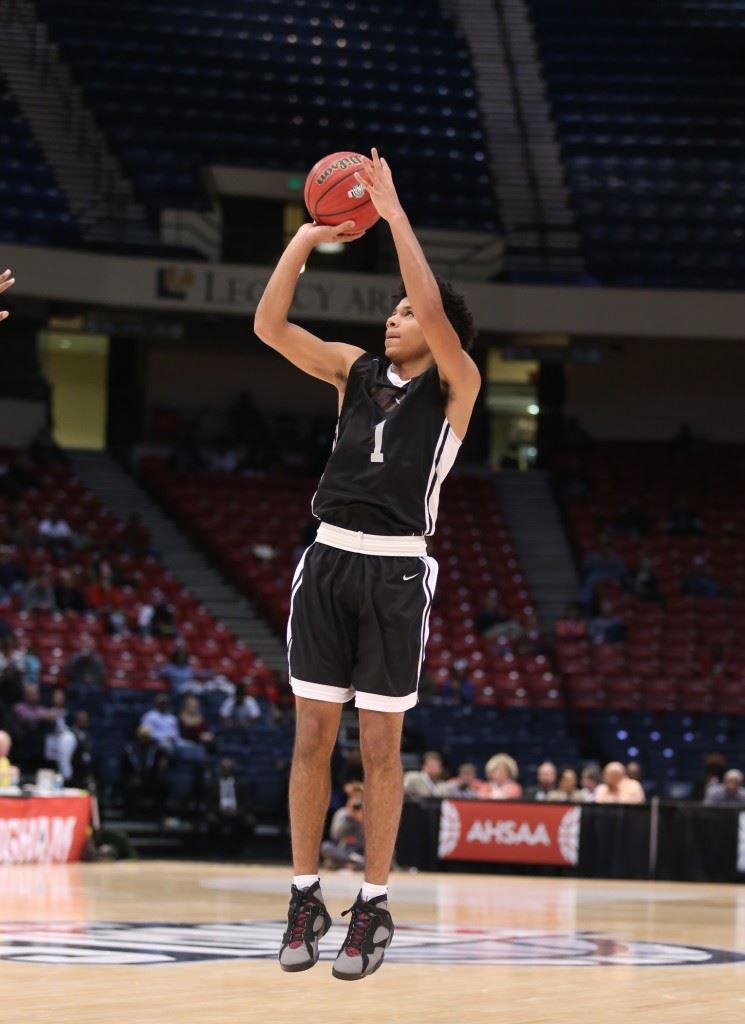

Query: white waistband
left=316, top=522, right=427, bottom=556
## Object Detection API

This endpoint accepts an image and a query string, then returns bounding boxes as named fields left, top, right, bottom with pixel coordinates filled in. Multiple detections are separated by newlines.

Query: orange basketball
left=304, top=151, right=380, bottom=231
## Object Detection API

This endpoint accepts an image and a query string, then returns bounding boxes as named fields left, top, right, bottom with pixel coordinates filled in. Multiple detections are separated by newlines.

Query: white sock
left=361, top=881, right=388, bottom=902
left=293, top=874, right=320, bottom=891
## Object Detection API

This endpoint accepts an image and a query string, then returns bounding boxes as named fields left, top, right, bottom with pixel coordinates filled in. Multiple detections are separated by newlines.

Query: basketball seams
left=311, top=169, right=366, bottom=217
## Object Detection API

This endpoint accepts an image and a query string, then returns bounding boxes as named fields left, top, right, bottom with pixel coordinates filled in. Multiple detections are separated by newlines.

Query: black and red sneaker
left=332, top=891, right=394, bottom=981
left=279, top=881, right=332, bottom=972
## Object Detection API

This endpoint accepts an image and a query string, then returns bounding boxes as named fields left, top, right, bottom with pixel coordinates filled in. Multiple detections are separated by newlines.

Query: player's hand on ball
left=298, top=221, right=366, bottom=246
left=0, top=269, right=15, bottom=321
left=355, top=148, right=403, bottom=221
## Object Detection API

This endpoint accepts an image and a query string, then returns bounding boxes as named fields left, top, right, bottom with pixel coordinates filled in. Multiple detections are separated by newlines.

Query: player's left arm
left=355, top=150, right=481, bottom=402
left=0, top=269, right=15, bottom=321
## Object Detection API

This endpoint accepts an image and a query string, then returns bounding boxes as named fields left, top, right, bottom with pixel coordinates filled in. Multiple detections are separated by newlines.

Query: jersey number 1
left=370, top=421, right=385, bottom=463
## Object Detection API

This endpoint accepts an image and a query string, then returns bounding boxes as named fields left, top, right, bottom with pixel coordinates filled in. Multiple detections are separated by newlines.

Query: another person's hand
left=0, top=269, right=15, bottom=321
left=297, top=221, right=366, bottom=246
left=354, top=148, right=403, bottom=222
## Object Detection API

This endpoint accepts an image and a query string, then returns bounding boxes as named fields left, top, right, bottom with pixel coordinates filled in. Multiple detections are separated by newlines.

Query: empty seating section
left=528, top=0, right=745, bottom=288
left=0, top=74, right=78, bottom=247
left=35, top=0, right=498, bottom=231
left=559, top=442, right=745, bottom=717
left=140, top=461, right=559, bottom=709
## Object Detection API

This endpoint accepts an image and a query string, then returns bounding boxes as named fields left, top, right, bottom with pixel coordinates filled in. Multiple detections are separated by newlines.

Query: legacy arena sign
left=0, top=922, right=743, bottom=967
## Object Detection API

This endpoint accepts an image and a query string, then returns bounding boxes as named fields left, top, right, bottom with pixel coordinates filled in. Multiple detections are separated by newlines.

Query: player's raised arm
left=0, top=269, right=15, bottom=321
left=355, top=150, right=480, bottom=394
left=253, top=223, right=366, bottom=389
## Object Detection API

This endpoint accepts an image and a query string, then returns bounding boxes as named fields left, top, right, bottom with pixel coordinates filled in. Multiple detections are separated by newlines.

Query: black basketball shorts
left=287, top=523, right=438, bottom=712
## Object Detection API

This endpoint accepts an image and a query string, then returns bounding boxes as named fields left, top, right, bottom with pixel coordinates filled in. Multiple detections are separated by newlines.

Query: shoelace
left=341, top=905, right=372, bottom=955
left=288, top=896, right=314, bottom=945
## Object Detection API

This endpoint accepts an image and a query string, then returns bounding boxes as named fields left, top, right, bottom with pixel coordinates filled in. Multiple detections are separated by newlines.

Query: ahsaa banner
left=438, top=800, right=581, bottom=866
left=0, top=795, right=91, bottom=864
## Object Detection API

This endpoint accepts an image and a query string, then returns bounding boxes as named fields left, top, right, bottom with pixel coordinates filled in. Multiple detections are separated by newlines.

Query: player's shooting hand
left=354, top=148, right=403, bottom=222
left=0, top=269, right=15, bottom=321
left=297, top=220, right=366, bottom=246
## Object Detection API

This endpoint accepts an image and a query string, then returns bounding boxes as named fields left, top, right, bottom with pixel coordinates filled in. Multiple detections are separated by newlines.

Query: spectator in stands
left=0, top=729, right=19, bottom=787
left=445, top=762, right=481, bottom=799
left=626, top=761, right=644, bottom=784
left=628, top=555, right=662, bottom=602
left=23, top=571, right=57, bottom=613
left=37, top=506, right=74, bottom=550
left=704, top=769, right=745, bottom=806
left=66, top=638, right=106, bottom=691
left=83, top=562, right=124, bottom=612
left=219, top=681, right=261, bottom=729
left=612, top=501, right=649, bottom=538
left=680, top=555, right=720, bottom=598
left=695, top=752, right=727, bottom=801
left=580, top=543, right=627, bottom=610
left=159, top=646, right=202, bottom=695
left=69, top=710, right=94, bottom=791
left=579, top=764, right=601, bottom=802
left=588, top=600, right=627, bottom=644
left=178, top=694, right=215, bottom=750
left=23, top=644, right=41, bottom=686
left=141, top=693, right=180, bottom=753
left=594, top=762, right=646, bottom=804
left=555, top=603, right=588, bottom=639
left=478, top=753, right=522, bottom=800
left=205, top=757, right=254, bottom=853
left=321, top=782, right=365, bottom=870
left=150, top=595, right=177, bottom=638
left=43, top=687, right=77, bottom=782
left=440, top=660, right=475, bottom=704
left=54, top=567, right=87, bottom=614
left=404, top=751, right=447, bottom=799
left=11, top=682, right=59, bottom=773
left=121, top=724, right=168, bottom=817
left=0, top=658, right=24, bottom=720
left=0, top=635, right=24, bottom=677
left=475, top=589, right=520, bottom=640
left=524, top=761, right=558, bottom=801
left=548, top=767, right=582, bottom=802
left=0, top=545, right=27, bottom=603
left=665, top=498, right=704, bottom=537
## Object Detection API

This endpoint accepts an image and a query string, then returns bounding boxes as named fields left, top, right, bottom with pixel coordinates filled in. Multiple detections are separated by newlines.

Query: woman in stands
left=0, top=269, right=14, bottom=320
left=255, top=149, right=481, bottom=980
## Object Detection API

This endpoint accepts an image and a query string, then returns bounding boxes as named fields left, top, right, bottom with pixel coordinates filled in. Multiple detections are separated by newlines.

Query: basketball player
left=254, top=149, right=480, bottom=980
left=0, top=269, right=15, bottom=320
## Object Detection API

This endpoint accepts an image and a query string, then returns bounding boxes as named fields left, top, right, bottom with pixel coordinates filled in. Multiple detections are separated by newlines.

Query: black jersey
left=311, top=352, right=461, bottom=536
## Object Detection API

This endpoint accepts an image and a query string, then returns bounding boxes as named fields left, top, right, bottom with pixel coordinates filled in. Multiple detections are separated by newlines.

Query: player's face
left=385, top=298, right=430, bottom=362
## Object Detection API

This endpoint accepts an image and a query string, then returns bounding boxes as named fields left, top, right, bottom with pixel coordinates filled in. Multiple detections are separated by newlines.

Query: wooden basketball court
left=1, top=861, right=744, bottom=1023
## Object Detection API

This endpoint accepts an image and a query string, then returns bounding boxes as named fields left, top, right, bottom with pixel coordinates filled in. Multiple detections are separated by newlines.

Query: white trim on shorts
left=316, top=522, right=427, bottom=557
left=291, top=677, right=354, bottom=704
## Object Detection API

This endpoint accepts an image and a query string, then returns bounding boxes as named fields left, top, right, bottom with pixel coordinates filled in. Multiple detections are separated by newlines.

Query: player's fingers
left=0, top=311, right=9, bottom=320
left=0, top=276, right=15, bottom=294
left=354, top=171, right=375, bottom=190
left=371, top=147, right=381, bottom=165
left=0, top=268, right=11, bottom=280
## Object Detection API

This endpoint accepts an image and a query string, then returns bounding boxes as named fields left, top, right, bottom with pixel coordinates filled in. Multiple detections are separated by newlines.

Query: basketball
left=304, top=151, right=380, bottom=231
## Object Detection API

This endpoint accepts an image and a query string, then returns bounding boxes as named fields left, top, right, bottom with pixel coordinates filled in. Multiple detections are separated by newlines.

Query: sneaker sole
left=279, top=917, right=331, bottom=973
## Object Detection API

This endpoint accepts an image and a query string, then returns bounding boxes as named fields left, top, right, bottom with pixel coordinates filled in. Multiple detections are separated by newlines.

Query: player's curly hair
left=392, top=278, right=476, bottom=352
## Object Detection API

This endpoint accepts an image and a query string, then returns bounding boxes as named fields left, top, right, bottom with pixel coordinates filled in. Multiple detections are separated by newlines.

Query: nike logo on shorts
left=403, top=573, right=420, bottom=581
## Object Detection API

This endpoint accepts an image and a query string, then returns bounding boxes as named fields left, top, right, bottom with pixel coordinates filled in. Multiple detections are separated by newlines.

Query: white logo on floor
left=0, top=922, right=742, bottom=966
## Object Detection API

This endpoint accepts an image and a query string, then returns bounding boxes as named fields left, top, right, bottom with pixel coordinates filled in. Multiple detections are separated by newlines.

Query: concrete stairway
left=496, top=469, right=579, bottom=630
left=0, top=0, right=158, bottom=246
left=68, top=451, right=287, bottom=671
left=452, top=0, right=584, bottom=278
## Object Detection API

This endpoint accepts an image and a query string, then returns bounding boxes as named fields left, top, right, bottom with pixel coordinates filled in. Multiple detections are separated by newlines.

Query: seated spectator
left=66, top=638, right=106, bottom=691
left=445, top=762, right=481, bottom=799
left=476, top=753, right=522, bottom=800
left=54, top=567, right=87, bottom=614
left=524, top=761, right=558, bottom=801
left=205, top=758, right=254, bottom=853
left=588, top=600, right=628, bottom=644
left=12, top=682, right=59, bottom=774
left=704, top=769, right=745, bottom=806
left=440, top=660, right=475, bottom=704
left=43, top=687, right=77, bottom=782
left=404, top=751, right=447, bottom=799
left=178, top=694, right=215, bottom=749
left=626, top=760, right=644, bottom=785
left=0, top=545, right=27, bottom=603
left=594, top=762, right=646, bottom=804
left=628, top=555, right=661, bottom=602
left=0, top=635, right=24, bottom=677
left=321, top=782, right=365, bottom=870
left=120, top=725, right=168, bottom=817
left=23, top=645, right=41, bottom=686
left=696, top=752, right=727, bottom=802
left=150, top=596, right=177, bottom=638
left=159, top=646, right=204, bottom=695
left=220, top=681, right=261, bottom=729
left=0, top=659, right=24, bottom=719
left=23, top=571, right=57, bottom=612
left=475, top=590, right=521, bottom=640
left=141, top=693, right=180, bottom=752
left=555, top=603, right=588, bottom=639
left=665, top=498, right=704, bottom=537
left=69, top=710, right=95, bottom=791
left=0, top=729, right=20, bottom=787
left=548, top=767, right=582, bottom=802
left=580, top=543, right=627, bottom=609
left=37, top=506, right=74, bottom=549
left=84, top=563, right=124, bottom=612
left=612, top=501, right=649, bottom=537
left=680, top=555, right=720, bottom=598
left=579, top=764, right=601, bottom=802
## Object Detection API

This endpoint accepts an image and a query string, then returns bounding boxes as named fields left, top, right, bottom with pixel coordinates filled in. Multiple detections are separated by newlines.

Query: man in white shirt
left=219, top=681, right=261, bottom=728
left=140, top=694, right=180, bottom=751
